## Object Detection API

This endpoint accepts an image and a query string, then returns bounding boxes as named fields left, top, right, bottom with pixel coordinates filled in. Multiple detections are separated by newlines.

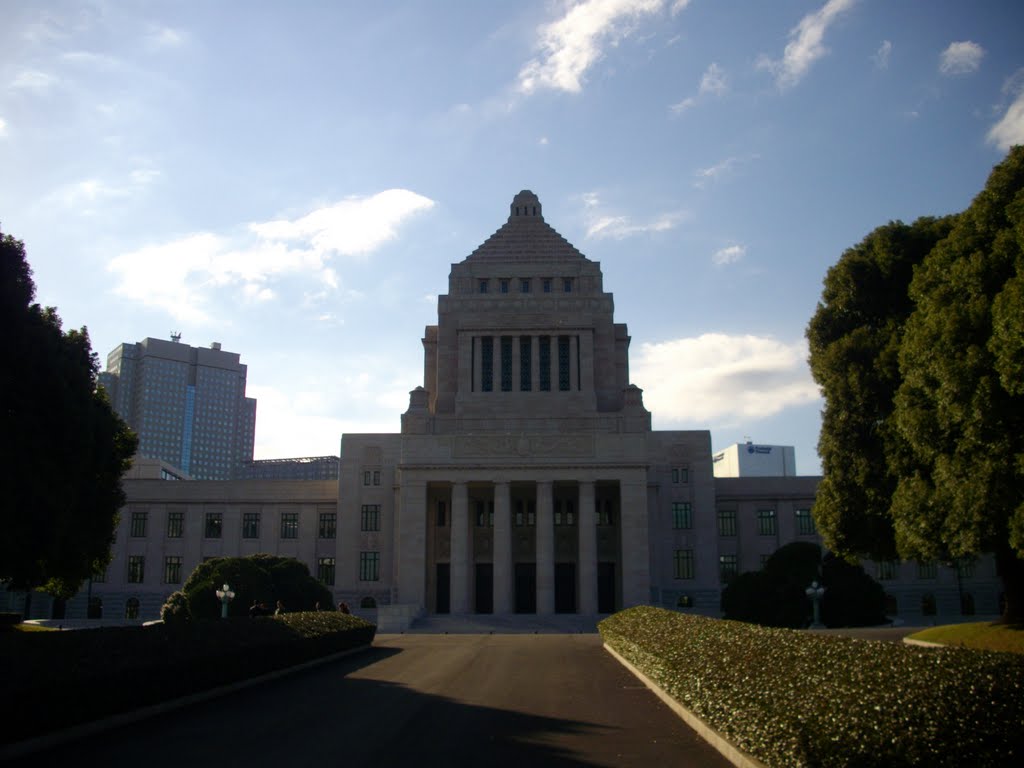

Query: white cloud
left=988, top=68, right=1024, bottom=151
left=108, top=189, right=436, bottom=323
left=0, top=117, right=7, bottom=138
left=694, top=155, right=758, bottom=187
left=939, top=41, right=984, bottom=75
left=712, top=244, right=745, bottom=266
left=669, top=0, right=692, bottom=15
left=147, top=26, right=184, bottom=50
left=669, top=96, right=696, bottom=114
left=9, top=69, right=58, bottom=91
left=632, top=334, right=820, bottom=424
left=873, top=39, right=892, bottom=69
left=581, top=193, right=686, bottom=239
left=756, top=0, right=857, bottom=89
left=46, top=167, right=161, bottom=208
left=699, top=62, right=727, bottom=95
left=517, top=0, right=664, bottom=95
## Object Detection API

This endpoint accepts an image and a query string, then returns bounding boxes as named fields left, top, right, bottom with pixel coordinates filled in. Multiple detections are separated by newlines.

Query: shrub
left=160, top=590, right=192, bottom=627
left=0, top=612, right=23, bottom=630
left=600, top=606, right=1024, bottom=768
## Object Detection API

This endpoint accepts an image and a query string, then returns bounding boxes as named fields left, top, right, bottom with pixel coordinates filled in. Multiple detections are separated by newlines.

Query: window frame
left=280, top=512, right=299, bottom=540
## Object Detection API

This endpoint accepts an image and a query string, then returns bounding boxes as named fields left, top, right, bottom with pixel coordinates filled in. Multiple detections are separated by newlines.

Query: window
left=128, top=555, right=145, bottom=584
left=481, top=336, right=494, bottom=392
left=543, top=278, right=552, bottom=293
left=318, top=557, right=336, bottom=586
left=557, top=336, right=570, bottom=391
left=539, top=336, right=551, bottom=391
left=373, top=470, right=381, bottom=486
left=514, top=500, right=536, bottom=526
left=361, top=596, right=377, bottom=609
left=671, top=467, right=689, bottom=484
left=437, top=501, right=447, bottom=527
left=757, top=509, right=777, bottom=536
left=956, top=558, right=975, bottom=579
left=205, top=512, right=223, bottom=539
left=917, top=560, right=937, bottom=579
left=563, top=278, right=572, bottom=293
left=554, top=500, right=575, bottom=526
left=500, top=279, right=510, bottom=293
left=361, top=504, right=380, bottom=531
left=673, top=549, right=694, bottom=579
left=319, top=513, right=337, bottom=539
left=520, top=336, right=532, bottom=391
left=500, top=336, right=513, bottom=391
left=597, top=499, right=613, bottom=526
left=760, top=554, right=771, bottom=569
left=796, top=508, right=816, bottom=535
left=921, top=593, right=937, bottom=616
left=167, top=511, right=184, bottom=538
left=717, top=509, right=736, bottom=537
left=479, top=279, right=488, bottom=294
left=92, top=566, right=108, bottom=584
left=877, top=560, right=898, bottom=580
left=164, top=556, right=182, bottom=584
left=280, top=512, right=299, bottom=539
left=243, top=512, right=260, bottom=539
left=360, top=552, right=380, bottom=581
left=961, top=593, right=975, bottom=616
left=363, top=470, right=371, bottom=485
left=884, top=593, right=898, bottom=615
left=130, top=511, right=148, bottom=538
left=475, top=500, right=494, bottom=527
left=520, top=279, right=530, bottom=293
left=125, top=597, right=140, bottom=620
left=671, top=502, right=692, bottom=529
left=719, top=554, right=738, bottom=583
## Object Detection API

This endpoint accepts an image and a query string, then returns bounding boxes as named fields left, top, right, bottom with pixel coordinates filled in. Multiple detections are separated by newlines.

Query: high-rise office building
left=99, top=337, right=257, bottom=480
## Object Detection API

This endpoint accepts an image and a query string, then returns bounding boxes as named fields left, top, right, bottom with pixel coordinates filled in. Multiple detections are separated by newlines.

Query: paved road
left=10, top=634, right=732, bottom=768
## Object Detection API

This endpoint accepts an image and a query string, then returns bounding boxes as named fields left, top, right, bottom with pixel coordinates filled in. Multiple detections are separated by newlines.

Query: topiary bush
left=180, top=554, right=332, bottom=620
left=600, top=606, right=1024, bottom=768
left=160, top=590, right=192, bottom=627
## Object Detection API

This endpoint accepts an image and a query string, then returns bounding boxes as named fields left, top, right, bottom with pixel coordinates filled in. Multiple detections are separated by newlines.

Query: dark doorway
left=475, top=563, right=493, bottom=614
left=555, top=562, right=576, bottom=613
left=87, top=597, right=103, bottom=619
left=515, top=563, right=536, bottom=613
left=436, top=563, right=450, bottom=614
left=51, top=598, right=66, bottom=620
left=597, top=562, right=616, bottom=614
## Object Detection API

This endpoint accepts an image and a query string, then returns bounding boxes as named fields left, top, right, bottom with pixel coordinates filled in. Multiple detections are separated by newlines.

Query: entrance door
left=515, top=563, right=537, bottom=614
left=475, top=563, right=493, bottom=614
left=436, top=563, right=450, bottom=614
left=555, top=562, right=576, bottom=613
left=597, top=562, right=616, bottom=614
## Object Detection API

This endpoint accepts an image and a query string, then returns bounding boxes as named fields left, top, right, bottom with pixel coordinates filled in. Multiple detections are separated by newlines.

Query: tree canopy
left=807, top=146, right=1024, bottom=620
left=0, top=230, right=137, bottom=597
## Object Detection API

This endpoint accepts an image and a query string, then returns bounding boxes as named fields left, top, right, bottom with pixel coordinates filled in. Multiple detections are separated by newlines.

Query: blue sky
left=3, top=0, right=1022, bottom=474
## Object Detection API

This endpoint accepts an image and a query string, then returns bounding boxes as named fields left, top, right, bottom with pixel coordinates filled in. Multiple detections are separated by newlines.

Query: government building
left=7, top=192, right=1001, bottom=627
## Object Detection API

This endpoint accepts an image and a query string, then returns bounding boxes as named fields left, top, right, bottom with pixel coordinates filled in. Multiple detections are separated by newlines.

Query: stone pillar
left=619, top=473, right=651, bottom=608
left=536, top=480, right=555, bottom=614
left=396, top=480, right=428, bottom=610
left=451, top=482, right=470, bottom=613
left=579, top=331, right=594, bottom=394
left=493, top=481, right=512, bottom=614
left=472, top=336, right=481, bottom=393
left=578, top=480, right=597, bottom=614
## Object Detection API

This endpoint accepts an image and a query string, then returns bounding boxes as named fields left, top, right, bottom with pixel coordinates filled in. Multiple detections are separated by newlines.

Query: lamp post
left=805, top=580, right=826, bottom=628
left=215, top=583, right=235, bottom=619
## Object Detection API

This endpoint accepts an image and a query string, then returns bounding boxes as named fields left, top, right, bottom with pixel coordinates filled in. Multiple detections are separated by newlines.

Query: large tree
left=0, top=230, right=137, bottom=599
left=892, top=146, right=1024, bottom=621
left=807, top=216, right=956, bottom=560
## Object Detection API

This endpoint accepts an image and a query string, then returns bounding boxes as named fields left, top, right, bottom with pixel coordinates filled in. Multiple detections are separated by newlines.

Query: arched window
left=920, top=593, right=937, bottom=617
left=884, top=593, right=898, bottom=616
left=360, top=596, right=377, bottom=609
left=676, top=595, right=693, bottom=608
left=125, top=597, right=141, bottom=620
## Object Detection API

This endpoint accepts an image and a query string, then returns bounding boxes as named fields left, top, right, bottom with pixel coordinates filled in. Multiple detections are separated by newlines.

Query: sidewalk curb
left=0, top=643, right=373, bottom=762
left=902, top=637, right=946, bottom=649
left=603, top=643, right=768, bottom=768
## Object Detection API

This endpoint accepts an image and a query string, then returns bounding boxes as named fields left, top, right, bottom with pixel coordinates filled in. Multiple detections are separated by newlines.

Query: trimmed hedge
left=600, top=606, right=1024, bottom=768
left=0, top=612, right=375, bottom=746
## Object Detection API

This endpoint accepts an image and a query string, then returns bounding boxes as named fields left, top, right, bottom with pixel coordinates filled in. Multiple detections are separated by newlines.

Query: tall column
left=472, top=337, right=481, bottom=393
left=493, top=481, right=512, bottom=614
left=619, top=473, right=651, bottom=608
left=578, top=480, right=597, bottom=614
left=579, top=331, right=595, bottom=394
left=396, top=481, right=428, bottom=609
left=451, top=482, right=470, bottom=613
left=536, top=480, right=555, bottom=614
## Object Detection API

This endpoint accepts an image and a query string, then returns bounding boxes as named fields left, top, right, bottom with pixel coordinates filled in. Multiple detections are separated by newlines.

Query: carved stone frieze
left=454, top=433, right=595, bottom=458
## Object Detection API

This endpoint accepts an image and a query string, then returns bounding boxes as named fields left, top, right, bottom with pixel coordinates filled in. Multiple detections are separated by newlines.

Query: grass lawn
left=908, top=621, right=1024, bottom=654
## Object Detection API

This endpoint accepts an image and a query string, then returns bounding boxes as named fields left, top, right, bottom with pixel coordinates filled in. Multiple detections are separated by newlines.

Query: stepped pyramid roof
left=465, top=190, right=587, bottom=264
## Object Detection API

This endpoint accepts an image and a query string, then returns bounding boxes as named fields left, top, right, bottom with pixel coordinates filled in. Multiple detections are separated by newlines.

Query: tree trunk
left=994, top=543, right=1024, bottom=624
